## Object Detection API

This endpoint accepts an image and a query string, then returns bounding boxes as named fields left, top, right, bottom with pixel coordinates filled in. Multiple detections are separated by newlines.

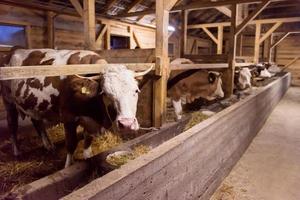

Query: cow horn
left=75, top=74, right=100, bottom=80
left=134, top=65, right=154, bottom=77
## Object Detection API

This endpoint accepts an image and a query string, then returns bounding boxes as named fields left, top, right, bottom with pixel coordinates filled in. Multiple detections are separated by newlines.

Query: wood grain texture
left=62, top=73, right=291, bottom=200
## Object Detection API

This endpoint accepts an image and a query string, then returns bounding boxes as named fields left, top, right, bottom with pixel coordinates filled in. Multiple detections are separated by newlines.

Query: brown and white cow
left=0, top=48, right=151, bottom=167
left=167, top=70, right=224, bottom=120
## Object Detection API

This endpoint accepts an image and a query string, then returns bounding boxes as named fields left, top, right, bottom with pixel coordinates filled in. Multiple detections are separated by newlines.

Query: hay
left=184, top=111, right=210, bottom=131
left=210, top=183, right=235, bottom=200
left=106, top=145, right=151, bottom=167
left=74, top=131, right=123, bottom=160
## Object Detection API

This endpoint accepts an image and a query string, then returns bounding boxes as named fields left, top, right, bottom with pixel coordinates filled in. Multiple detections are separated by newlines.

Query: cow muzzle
left=117, top=118, right=139, bottom=131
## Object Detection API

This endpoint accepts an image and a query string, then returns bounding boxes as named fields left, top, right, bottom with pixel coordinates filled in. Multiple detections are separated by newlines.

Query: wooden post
left=153, top=0, right=170, bottom=127
left=129, top=26, right=135, bottom=49
left=83, top=0, right=96, bottom=50
left=225, top=4, right=237, bottom=97
left=237, top=34, right=243, bottom=56
left=254, top=23, right=261, bottom=64
left=217, top=25, right=223, bottom=55
left=105, top=25, right=111, bottom=49
left=268, top=33, right=274, bottom=62
left=25, top=25, right=32, bottom=48
left=47, top=11, right=55, bottom=49
left=180, top=10, right=188, bottom=57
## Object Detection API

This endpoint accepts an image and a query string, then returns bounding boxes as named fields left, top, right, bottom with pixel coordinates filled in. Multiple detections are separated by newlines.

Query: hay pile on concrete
left=106, top=145, right=151, bottom=167
left=210, top=183, right=235, bottom=200
left=184, top=111, right=210, bottom=131
left=74, top=131, right=123, bottom=160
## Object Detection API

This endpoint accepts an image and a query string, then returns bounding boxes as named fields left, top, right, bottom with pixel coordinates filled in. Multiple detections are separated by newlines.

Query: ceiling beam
left=187, top=17, right=300, bottom=29
left=235, top=0, right=271, bottom=35
left=69, top=0, right=83, bottom=17
left=102, top=0, right=119, bottom=13
left=215, top=6, right=232, bottom=17
left=122, top=0, right=144, bottom=13
left=116, top=0, right=284, bottom=18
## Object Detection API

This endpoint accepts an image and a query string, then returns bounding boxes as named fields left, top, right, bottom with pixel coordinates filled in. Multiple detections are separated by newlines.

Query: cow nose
left=118, top=118, right=135, bottom=130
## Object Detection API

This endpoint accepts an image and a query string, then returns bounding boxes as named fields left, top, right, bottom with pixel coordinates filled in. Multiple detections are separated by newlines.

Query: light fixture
left=168, top=25, right=175, bottom=32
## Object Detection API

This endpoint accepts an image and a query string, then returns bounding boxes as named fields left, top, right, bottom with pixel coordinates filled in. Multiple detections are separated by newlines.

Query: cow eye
left=135, top=89, right=140, bottom=93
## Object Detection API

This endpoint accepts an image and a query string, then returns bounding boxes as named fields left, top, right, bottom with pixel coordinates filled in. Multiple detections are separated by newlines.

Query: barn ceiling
left=1, top=0, right=300, bottom=38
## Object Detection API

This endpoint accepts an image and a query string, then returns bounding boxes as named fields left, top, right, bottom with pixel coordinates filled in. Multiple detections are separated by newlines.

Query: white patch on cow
left=172, top=99, right=182, bottom=120
left=102, top=65, right=141, bottom=130
left=83, top=146, right=93, bottom=159
left=238, top=68, right=252, bottom=89
left=213, top=78, right=224, bottom=98
left=268, top=64, right=281, bottom=73
left=260, top=68, right=272, bottom=78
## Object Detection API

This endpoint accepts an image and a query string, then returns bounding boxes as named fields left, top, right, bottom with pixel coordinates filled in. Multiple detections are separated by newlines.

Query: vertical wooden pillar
left=105, top=25, right=111, bottom=49
left=180, top=10, right=188, bottom=57
left=236, top=34, right=243, bottom=56
left=83, top=0, right=96, bottom=50
left=225, top=4, right=238, bottom=97
left=129, top=26, right=135, bottom=49
left=25, top=25, right=32, bottom=48
left=47, top=11, right=55, bottom=49
left=254, top=23, right=261, bottom=64
left=153, top=0, right=169, bottom=127
left=217, top=25, right=223, bottom=55
left=268, top=33, right=274, bottom=63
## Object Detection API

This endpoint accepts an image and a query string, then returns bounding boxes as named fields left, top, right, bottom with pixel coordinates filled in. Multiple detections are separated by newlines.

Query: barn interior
left=0, top=0, right=300, bottom=199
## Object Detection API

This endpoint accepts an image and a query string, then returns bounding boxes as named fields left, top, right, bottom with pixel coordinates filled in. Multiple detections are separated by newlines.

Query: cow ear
left=208, top=73, right=216, bottom=84
left=68, top=76, right=100, bottom=100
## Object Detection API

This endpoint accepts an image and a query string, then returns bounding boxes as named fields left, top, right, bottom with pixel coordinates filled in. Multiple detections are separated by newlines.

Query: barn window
left=0, top=24, right=26, bottom=47
left=110, top=35, right=130, bottom=49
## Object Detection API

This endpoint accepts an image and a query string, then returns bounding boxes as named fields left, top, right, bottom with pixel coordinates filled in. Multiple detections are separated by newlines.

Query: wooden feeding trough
left=7, top=73, right=291, bottom=200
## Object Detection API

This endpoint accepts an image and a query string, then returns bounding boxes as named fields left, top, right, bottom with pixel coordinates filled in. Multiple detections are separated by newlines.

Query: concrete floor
left=211, top=87, right=300, bottom=200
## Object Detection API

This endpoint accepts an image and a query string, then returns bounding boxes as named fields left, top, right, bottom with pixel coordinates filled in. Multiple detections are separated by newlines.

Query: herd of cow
left=0, top=48, right=280, bottom=168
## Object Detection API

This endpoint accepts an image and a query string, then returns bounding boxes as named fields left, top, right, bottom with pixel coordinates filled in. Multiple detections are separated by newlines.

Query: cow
left=167, top=70, right=224, bottom=120
left=0, top=48, right=152, bottom=167
left=235, top=67, right=252, bottom=90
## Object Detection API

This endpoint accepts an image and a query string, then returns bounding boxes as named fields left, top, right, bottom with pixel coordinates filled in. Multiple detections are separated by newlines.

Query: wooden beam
left=153, top=0, right=169, bottom=127
left=259, top=22, right=282, bottom=44
left=103, top=0, right=119, bottom=13
left=129, top=26, right=135, bottom=49
left=282, top=56, right=300, bottom=70
left=254, top=23, right=261, bottom=64
left=69, top=0, right=83, bottom=17
left=47, top=11, right=55, bottom=49
left=123, top=0, right=144, bottom=13
left=202, top=27, right=218, bottom=44
left=83, top=0, right=96, bottom=50
left=105, top=25, right=111, bottom=50
left=225, top=3, right=238, bottom=97
left=0, top=63, right=155, bottom=81
left=170, top=62, right=254, bottom=70
left=95, top=25, right=108, bottom=48
left=116, top=0, right=283, bottom=17
left=190, top=39, right=197, bottom=54
left=215, top=6, right=231, bottom=17
left=270, top=32, right=291, bottom=49
left=164, top=0, right=180, bottom=11
left=25, top=25, right=32, bottom=48
left=132, top=31, right=142, bottom=48
left=180, top=10, right=188, bottom=57
left=188, top=17, right=300, bottom=29
left=217, top=25, right=224, bottom=55
left=235, top=0, right=271, bottom=36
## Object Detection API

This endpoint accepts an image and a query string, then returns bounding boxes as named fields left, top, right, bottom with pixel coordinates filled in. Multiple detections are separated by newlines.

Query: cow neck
left=167, top=69, right=200, bottom=90
left=101, top=94, right=118, bottom=133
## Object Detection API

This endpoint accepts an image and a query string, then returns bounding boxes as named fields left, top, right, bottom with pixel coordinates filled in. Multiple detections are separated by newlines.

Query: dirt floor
left=211, top=87, right=300, bottom=200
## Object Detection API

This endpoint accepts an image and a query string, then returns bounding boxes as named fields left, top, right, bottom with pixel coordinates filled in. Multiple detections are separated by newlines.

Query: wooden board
left=62, top=73, right=291, bottom=200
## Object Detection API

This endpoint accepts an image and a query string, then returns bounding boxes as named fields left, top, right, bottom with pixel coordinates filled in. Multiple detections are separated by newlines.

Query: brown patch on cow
left=22, top=93, right=38, bottom=110
left=22, top=51, right=46, bottom=66
left=50, top=94, right=59, bottom=113
left=15, top=81, right=25, bottom=97
left=67, top=52, right=81, bottom=64
left=41, top=58, right=55, bottom=65
left=38, top=100, right=50, bottom=111
left=26, top=78, right=43, bottom=90
left=81, top=55, right=102, bottom=64
left=44, top=76, right=60, bottom=90
left=23, top=86, right=30, bottom=98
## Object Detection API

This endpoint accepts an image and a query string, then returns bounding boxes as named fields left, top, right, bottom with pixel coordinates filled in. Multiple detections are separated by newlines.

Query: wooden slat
left=215, top=6, right=231, bottom=17
left=47, top=11, right=55, bottom=48
left=217, top=25, right=224, bottom=55
left=103, top=0, right=119, bottom=12
left=123, top=0, right=144, bottom=13
left=25, top=25, right=32, bottom=48
left=170, top=62, right=254, bottom=70
left=181, top=10, right=188, bottom=57
left=0, top=63, right=155, bottom=80
left=254, top=23, right=261, bottom=63
left=235, top=0, right=271, bottom=36
left=133, top=30, right=142, bottom=48
left=95, top=25, right=108, bottom=47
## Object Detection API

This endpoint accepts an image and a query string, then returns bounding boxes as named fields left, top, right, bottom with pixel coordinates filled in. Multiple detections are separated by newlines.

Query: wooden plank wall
left=276, top=35, right=300, bottom=86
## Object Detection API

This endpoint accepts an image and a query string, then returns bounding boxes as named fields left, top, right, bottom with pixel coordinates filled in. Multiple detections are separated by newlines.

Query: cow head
left=236, top=68, right=252, bottom=90
left=208, top=71, right=224, bottom=99
left=75, top=65, right=152, bottom=132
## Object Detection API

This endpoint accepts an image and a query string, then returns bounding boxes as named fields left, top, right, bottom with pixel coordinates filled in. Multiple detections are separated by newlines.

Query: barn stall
left=0, top=0, right=299, bottom=199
